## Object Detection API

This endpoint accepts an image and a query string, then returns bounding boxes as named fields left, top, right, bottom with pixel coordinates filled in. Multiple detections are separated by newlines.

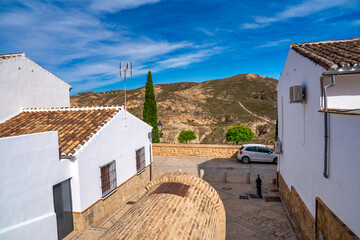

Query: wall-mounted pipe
left=322, top=75, right=336, bottom=178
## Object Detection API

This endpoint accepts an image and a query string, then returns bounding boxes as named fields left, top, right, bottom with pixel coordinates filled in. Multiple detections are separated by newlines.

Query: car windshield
left=265, top=146, right=273, bottom=152
left=239, top=146, right=244, bottom=150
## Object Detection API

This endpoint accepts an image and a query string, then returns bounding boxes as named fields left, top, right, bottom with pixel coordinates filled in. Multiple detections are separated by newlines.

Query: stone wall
left=153, top=143, right=243, bottom=158
left=278, top=173, right=360, bottom=240
left=278, top=173, right=315, bottom=240
left=316, top=197, right=359, bottom=240
left=72, top=166, right=151, bottom=232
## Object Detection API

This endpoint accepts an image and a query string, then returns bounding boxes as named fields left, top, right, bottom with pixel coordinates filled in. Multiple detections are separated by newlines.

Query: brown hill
left=71, top=73, right=278, bottom=144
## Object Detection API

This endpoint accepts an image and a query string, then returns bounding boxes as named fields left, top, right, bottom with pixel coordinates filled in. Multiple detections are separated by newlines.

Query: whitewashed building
left=277, top=38, right=360, bottom=239
left=0, top=53, right=71, bottom=122
left=0, top=54, right=153, bottom=240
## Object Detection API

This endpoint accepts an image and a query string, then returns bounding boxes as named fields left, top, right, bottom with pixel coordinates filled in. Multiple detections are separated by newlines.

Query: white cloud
left=1, top=0, right=220, bottom=93
left=258, top=39, right=291, bottom=48
left=241, top=23, right=266, bottom=29
left=156, top=48, right=222, bottom=69
left=243, top=0, right=350, bottom=28
left=352, top=19, right=360, bottom=26
left=89, top=0, right=160, bottom=13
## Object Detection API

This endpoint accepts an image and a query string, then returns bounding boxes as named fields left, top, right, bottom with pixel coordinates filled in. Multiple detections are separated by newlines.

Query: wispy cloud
left=352, top=19, right=360, bottom=26
left=258, top=39, right=291, bottom=48
left=156, top=48, right=221, bottom=69
left=0, top=0, right=222, bottom=92
left=242, top=0, right=350, bottom=29
left=89, top=0, right=160, bottom=13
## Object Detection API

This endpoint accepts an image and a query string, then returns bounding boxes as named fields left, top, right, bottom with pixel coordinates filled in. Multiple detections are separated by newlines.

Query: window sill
left=101, top=189, right=117, bottom=200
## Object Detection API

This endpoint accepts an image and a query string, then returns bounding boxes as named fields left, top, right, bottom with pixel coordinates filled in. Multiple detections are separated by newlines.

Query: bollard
left=200, top=169, right=205, bottom=178
left=256, top=174, right=262, bottom=198
left=245, top=171, right=250, bottom=184
left=272, top=178, right=276, bottom=185
left=223, top=171, right=228, bottom=183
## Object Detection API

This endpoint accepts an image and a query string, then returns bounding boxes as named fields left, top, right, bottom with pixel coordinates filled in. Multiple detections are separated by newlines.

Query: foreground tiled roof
left=99, top=172, right=226, bottom=240
left=0, top=52, right=25, bottom=61
left=291, top=38, right=360, bottom=70
left=0, top=107, right=121, bottom=156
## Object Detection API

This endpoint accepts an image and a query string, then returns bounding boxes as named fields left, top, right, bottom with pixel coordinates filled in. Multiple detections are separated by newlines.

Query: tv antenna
left=119, top=61, right=132, bottom=127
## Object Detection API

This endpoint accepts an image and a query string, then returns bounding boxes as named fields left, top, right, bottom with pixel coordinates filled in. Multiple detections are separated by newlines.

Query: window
left=258, top=147, right=270, bottom=153
left=100, top=161, right=117, bottom=198
left=136, top=147, right=146, bottom=173
left=246, top=147, right=257, bottom=152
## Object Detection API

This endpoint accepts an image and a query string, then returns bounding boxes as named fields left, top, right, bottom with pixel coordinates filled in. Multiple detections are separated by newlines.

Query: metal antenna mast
left=120, top=61, right=132, bottom=127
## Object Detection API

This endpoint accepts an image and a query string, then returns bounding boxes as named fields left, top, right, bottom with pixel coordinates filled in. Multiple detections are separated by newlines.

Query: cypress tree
left=143, top=71, right=160, bottom=143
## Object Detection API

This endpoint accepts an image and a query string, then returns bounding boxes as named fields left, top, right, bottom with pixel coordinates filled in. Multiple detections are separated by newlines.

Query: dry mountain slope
left=71, top=73, right=278, bottom=144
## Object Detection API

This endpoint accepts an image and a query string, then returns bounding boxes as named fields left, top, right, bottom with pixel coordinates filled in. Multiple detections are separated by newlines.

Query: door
left=257, top=147, right=272, bottom=162
left=245, top=146, right=260, bottom=161
left=53, top=179, right=74, bottom=239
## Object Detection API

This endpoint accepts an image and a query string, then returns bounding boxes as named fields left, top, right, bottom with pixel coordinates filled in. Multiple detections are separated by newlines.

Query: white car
left=237, top=144, right=278, bottom=164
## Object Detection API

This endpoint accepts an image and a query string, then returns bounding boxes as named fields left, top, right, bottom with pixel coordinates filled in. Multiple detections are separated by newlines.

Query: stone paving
left=66, top=156, right=304, bottom=240
left=153, top=156, right=304, bottom=240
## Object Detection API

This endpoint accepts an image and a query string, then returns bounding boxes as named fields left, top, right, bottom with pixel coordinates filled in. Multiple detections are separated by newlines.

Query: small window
left=246, top=147, right=257, bottom=152
left=100, top=161, right=117, bottom=198
left=136, top=147, right=146, bottom=173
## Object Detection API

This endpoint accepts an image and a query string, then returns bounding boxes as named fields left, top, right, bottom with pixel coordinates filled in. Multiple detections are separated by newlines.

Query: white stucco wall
left=323, top=74, right=360, bottom=109
left=74, top=110, right=152, bottom=212
left=277, top=49, right=360, bottom=236
left=0, top=56, right=71, bottom=122
left=0, top=131, right=74, bottom=240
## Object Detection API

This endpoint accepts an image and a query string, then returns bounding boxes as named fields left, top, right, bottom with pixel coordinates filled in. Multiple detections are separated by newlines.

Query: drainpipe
left=323, top=75, right=335, bottom=178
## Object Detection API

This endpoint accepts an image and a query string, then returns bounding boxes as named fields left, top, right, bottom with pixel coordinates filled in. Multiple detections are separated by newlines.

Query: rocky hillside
left=71, top=73, right=278, bottom=144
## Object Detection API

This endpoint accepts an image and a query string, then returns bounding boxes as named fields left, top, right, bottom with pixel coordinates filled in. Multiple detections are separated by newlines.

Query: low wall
left=278, top=173, right=359, bottom=240
left=316, top=198, right=358, bottom=240
left=73, top=166, right=151, bottom=232
left=153, top=143, right=241, bottom=158
left=278, top=173, right=315, bottom=240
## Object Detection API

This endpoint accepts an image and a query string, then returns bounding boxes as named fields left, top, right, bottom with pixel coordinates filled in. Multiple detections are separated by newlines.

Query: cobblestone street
left=153, top=156, right=304, bottom=240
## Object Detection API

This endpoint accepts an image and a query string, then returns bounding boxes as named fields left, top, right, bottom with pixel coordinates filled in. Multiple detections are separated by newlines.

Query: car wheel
left=242, top=156, right=250, bottom=164
left=273, top=157, right=278, bottom=164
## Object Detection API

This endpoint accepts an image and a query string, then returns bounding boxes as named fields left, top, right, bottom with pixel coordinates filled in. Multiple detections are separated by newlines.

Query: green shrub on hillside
left=178, top=130, right=196, bottom=143
left=225, top=125, right=254, bottom=145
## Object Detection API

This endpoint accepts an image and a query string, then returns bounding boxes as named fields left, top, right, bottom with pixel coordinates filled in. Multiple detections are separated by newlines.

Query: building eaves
left=0, top=52, right=25, bottom=61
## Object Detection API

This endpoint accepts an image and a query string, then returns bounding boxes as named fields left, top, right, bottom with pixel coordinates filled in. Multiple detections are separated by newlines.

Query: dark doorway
left=53, top=179, right=74, bottom=239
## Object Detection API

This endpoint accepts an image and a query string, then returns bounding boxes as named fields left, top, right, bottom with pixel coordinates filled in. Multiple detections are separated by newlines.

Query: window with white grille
left=136, top=147, right=146, bottom=173
left=100, top=160, right=117, bottom=198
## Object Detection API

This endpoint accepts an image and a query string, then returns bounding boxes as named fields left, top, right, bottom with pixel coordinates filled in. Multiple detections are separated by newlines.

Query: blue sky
left=1, top=0, right=359, bottom=95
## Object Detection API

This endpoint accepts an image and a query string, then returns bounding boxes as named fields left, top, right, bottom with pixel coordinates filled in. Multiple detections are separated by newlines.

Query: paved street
left=67, top=156, right=303, bottom=240
left=153, top=156, right=304, bottom=240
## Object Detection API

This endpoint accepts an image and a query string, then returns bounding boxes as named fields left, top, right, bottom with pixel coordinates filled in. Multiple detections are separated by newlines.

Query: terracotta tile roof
left=99, top=172, right=226, bottom=240
left=290, top=38, right=360, bottom=70
left=0, top=107, right=121, bottom=156
left=0, top=52, right=25, bottom=61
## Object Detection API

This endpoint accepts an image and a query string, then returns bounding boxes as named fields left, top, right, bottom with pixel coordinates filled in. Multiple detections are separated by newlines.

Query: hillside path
left=238, top=102, right=275, bottom=123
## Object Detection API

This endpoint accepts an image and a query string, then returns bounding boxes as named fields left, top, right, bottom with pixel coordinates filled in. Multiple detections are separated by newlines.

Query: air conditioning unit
left=289, top=85, right=305, bottom=103
left=274, top=140, right=282, bottom=154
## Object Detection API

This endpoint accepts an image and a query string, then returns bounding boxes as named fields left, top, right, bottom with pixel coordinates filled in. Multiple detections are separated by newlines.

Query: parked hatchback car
left=238, top=144, right=278, bottom=164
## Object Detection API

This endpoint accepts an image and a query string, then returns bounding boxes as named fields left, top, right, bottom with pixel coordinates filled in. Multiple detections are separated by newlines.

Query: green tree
left=178, top=130, right=196, bottom=143
left=225, top=125, right=254, bottom=145
left=143, top=71, right=159, bottom=143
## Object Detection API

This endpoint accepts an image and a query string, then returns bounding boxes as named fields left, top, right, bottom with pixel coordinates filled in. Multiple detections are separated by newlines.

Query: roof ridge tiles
left=22, top=106, right=123, bottom=112
left=291, top=37, right=360, bottom=46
